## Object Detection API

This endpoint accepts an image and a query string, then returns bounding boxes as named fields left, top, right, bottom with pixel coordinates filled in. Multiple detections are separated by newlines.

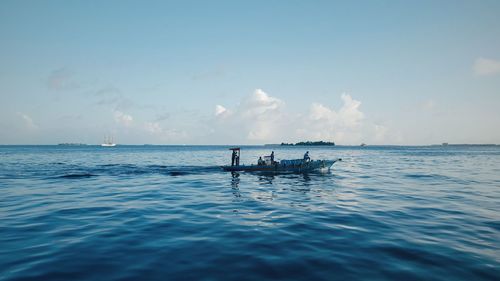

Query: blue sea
left=1, top=145, right=499, bottom=280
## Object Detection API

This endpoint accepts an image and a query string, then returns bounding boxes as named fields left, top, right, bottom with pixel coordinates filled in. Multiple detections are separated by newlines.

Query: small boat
left=101, top=136, right=116, bottom=147
left=221, top=148, right=341, bottom=173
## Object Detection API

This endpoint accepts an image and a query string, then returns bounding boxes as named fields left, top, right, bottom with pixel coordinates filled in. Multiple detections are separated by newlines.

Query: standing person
left=231, top=150, right=237, bottom=166
left=304, top=151, right=310, bottom=162
left=270, top=151, right=274, bottom=164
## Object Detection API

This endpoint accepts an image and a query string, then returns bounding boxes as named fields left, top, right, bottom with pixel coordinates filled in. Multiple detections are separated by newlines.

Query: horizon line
left=0, top=143, right=498, bottom=147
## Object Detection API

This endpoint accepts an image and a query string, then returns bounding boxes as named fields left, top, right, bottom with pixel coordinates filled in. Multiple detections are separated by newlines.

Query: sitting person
left=303, top=151, right=310, bottom=162
left=257, top=156, right=264, bottom=165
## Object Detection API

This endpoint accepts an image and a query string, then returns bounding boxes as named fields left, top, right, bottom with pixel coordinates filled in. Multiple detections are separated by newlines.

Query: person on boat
left=270, top=151, right=275, bottom=164
left=231, top=150, right=237, bottom=166
left=304, top=151, right=310, bottom=162
left=258, top=156, right=264, bottom=165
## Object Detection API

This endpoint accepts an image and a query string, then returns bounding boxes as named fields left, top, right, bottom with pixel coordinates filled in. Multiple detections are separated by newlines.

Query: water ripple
left=0, top=145, right=499, bottom=281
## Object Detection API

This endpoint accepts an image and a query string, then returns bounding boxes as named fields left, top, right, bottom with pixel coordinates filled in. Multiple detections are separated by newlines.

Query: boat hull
left=221, top=159, right=341, bottom=173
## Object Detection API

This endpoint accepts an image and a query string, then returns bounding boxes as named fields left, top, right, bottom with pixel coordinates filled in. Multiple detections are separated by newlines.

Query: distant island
left=281, top=141, right=335, bottom=146
left=58, top=143, right=87, bottom=146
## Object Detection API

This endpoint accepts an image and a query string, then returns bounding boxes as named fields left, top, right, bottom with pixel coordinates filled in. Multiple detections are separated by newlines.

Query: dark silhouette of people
left=231, top=150, right=237, bottom=166
left=258, top=156, right=264, bottom=165
left=304, top=151, right=310, bottom=162
left=270, top=151, right=274, bottom=163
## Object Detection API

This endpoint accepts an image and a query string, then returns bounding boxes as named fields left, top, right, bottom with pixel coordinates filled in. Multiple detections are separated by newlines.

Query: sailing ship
left=101, top=135, right=116, bottom=147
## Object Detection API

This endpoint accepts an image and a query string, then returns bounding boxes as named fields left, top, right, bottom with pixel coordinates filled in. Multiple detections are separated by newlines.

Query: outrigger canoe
left=221, top=147, right=341, bottom=173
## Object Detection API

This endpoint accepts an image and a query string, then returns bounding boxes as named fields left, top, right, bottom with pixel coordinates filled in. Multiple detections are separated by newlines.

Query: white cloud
left=211, top=89, right=386, bottom=144
left=17, top=112, right=38, bottom=129
left=240, top=89, right=284, bottom=118
left=338, top=93, right=364, bottom=127
left=215, top=105, right=228, bottom=117
left=308, top=94, right=363, bottom=125
left=212, top=89, right=286, bottom=142
left=473, top=57, right=500, bottom=76
left=241, top=89, right=285, bottom=140
left=297, top=93, right=365, bottom=143
left=309, top=103, right=335, bottom=121
left=113, top=110, right=133, bottom=127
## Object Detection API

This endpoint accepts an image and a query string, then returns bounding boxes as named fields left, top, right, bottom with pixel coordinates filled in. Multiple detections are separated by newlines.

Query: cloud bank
left=10, top=88, right=390, bottom=145
left=212, top=89, right=388, bottom=145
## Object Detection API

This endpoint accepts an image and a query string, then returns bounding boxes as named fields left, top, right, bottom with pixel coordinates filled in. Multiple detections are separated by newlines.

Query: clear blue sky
left=1, top=0, right=499, bottom=144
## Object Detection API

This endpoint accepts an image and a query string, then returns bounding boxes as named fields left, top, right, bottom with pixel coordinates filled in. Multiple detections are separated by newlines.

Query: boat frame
left=221, top=147, right=341, bottom=173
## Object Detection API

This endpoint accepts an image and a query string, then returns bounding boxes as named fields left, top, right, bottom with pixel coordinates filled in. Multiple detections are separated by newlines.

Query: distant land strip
left=281, top=141, right=335, bottom=146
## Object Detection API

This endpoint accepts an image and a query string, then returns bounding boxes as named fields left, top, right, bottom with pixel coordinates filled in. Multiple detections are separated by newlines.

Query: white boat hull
left=101, top=143, right=116, bottom=147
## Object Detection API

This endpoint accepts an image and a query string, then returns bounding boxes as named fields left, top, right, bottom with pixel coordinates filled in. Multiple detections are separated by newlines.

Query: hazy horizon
left=1, top=143, right=498, bottom=147
left=1, top=0, right=499, bottom=145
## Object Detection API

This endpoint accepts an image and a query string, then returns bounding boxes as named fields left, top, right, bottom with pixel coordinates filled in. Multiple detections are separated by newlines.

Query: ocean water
left=0, top=145, right=499, bottom=281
